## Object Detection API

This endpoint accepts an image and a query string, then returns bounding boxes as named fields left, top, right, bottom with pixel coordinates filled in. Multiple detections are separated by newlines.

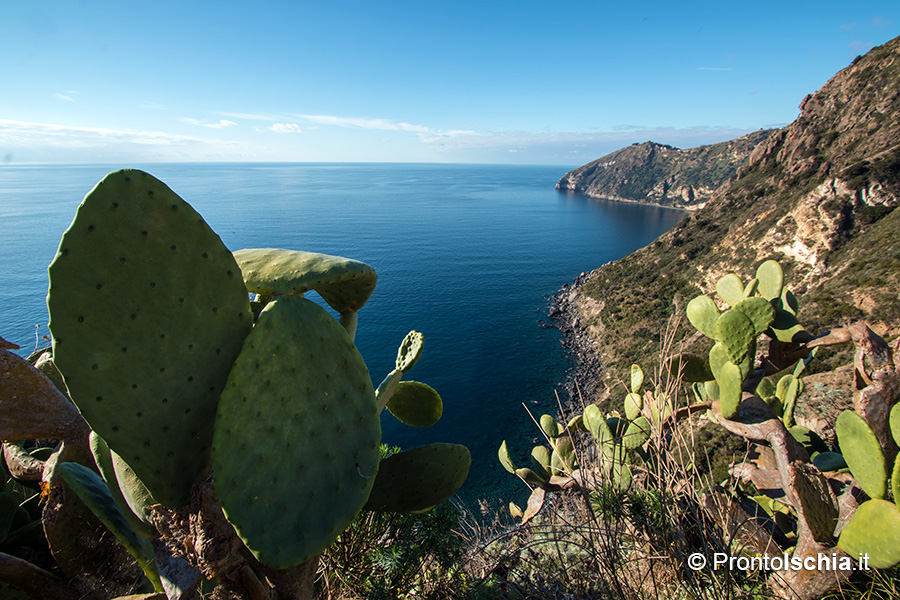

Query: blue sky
left=1, top=1, right=897, bottom=165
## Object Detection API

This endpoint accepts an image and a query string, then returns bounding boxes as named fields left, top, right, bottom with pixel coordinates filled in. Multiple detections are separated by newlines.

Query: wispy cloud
left=292, top=114, right=430, bottom=133
left=139, top=100, right=167, bottom=110
left=179, top=118, right=238, bottom=129
left=872, top=16, right=894, bottom=27
left=218, top=111, right=278, bottom=122
left=54, top=93, right=75, bottom=102
left=266, top=123, right=303, bottom=134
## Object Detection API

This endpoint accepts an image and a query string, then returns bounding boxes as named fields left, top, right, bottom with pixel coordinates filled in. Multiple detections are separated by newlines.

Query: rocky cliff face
left=559, top=36, right=900, bottom=405
left=556, top=130, right=774, bottom=210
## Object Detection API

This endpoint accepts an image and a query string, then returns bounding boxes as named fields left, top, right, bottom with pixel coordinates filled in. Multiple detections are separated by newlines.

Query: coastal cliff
left=555, top=36, right=900, bottom=406
left=555, top=130, right=773, bottom=210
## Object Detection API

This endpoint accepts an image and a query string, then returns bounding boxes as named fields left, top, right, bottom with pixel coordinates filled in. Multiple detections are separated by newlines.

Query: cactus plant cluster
left=675, top=260, right=900, bottom=599
left=835, top=404, right=900, bottom=568
left=681, top=259, right=812, bottom=420
left=499, top=365, right=653, bottom=522
left=0, top=169, right=470, bottom=599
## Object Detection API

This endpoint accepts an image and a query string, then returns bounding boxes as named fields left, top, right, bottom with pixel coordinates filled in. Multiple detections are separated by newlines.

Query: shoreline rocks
left=548, top=269, right=605, bottom=417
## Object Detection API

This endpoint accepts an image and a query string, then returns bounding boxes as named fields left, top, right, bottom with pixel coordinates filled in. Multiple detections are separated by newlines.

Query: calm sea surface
left=0, top=163, right=685, bottom=509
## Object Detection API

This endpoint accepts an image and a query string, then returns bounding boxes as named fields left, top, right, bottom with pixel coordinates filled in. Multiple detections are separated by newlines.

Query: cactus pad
left=539, top=414, right=560, bottom=439
left=530, top=446, right=551, bottom=480
left=668, top=353, right=714, bottom=383
left=624, top=392, right=643, bottom=420
left=836, top=410, right=887, bottom=500
left=630, top=364, right=644, bottom=394
left=395, top=330, right=424, bottom=374
left=686, top=295, right=719, bottom=339
left=715, top=309, right=757, bottom=366
left=716, top=274, right=744, bottom=306
left=363, top=443, right=470, bottom=512
left=623, top=416, right=651, bottom=450
left=891, top=403, right=900, bottom=447
left=717, top=361, right=743, bottom=419
left=212, top=296, right=380, bottom=569
left=733, top=297, right=775, bottom=336
left=838, top=499, right=900, bottom=569
left=498, top=440, right=516, bottom=474
left=756, top=260, right=784, bottom=300
left=56, top=462, right=161, bottom=591
left=385, top=381, right=443, bottom=428
left=46, top=169, right=252, bottom=507
left=233, top=248, right=377, bottom=314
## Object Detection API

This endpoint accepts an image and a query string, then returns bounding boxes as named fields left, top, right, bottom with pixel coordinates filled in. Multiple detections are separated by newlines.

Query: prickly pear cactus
left=233, top=248, right=377, bottom=314
left=212, top=295, right=381, bottom=569
left=363, top=443, right=470, bottom=512
left=47, top=169, right=252, bottom=507
left=836, top=410, right=887, bottom=500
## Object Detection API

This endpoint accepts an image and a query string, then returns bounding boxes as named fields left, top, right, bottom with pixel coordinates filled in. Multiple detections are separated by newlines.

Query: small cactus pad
left=56, top=462, right=161, bottom=591
left=363, top=443, right=470, bottom=512
left=583, top=405, right=610, bottom=443
left=550, top=435, right=576, bottom=474
left=233, top=248, right=377, bottom=314
left=630, top=364, right=644, bottom=394
left=890, top=403, right=900, bottom=447
left=836, top=410, right=887, bottom=500
left=717, top=361, right=743, bottom=419
left=212, top=296, right=380, bottom=569
left=624, top=392, right=643, bottom=420
left=756, top=260, right=784, bottom=301
left=498, top=441, right=516, bottom=474
left=812, top=452, right=847, bottom=472
left=715, top=309, right=757, bottom=366
left=837, top=499, right=900, bottom=569
left=667, top=353, right=713, bottom=383
left=47, top=169, right=252, bottom=507
left=733, top=297, right=775, bottom=336
left=530, top=446, right=551, bottom=480
left=539, top=414, right=560, bottom=439
left=623, top=416, right=651, bottom=450
left=89, top=432, right=155, bottom=538
left=385, top=381, right=443, bottom=428
left=395, top=331, right=424, bottom=374
left=716, top=274, right=745, bottom=306
left=686, top=295, right=719, bottom=339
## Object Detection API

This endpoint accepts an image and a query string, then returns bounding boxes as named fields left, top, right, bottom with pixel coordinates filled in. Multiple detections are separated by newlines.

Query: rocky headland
left=553, top=36, right=900, bottom=410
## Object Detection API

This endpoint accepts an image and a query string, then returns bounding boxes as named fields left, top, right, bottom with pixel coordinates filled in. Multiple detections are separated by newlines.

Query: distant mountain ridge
left=556, top=130, right=774, bottom=209
left=557, top=35, right=900, bottom=402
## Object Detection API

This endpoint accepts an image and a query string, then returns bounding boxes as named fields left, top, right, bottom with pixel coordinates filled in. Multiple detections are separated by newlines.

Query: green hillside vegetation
left=568, top=36, right=900, bottom=403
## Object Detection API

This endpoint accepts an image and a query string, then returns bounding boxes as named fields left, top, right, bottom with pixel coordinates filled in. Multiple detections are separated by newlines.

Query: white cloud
left=292, top=114, right=430, bottom=133
left=0, top=118, right=248, bottom=162
left=267, top=123, right=303, bottom=134
left=180, top=118, right=238, bottom=129
left=218, top=111, right=278, bottom=122
left=54, top=93, right=75, bottom=102
left=139, top=100, right=167, bottom=110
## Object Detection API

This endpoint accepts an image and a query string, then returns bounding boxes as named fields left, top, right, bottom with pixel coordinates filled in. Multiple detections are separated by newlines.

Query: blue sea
left=0, top=162, right=685, bottom=509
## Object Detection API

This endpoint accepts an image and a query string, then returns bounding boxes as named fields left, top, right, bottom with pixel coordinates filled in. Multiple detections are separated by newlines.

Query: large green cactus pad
left=715, top=274, right=745, bottom=306
left=836, top=410, right=887, bottom=500
left=838, top=499, right=900, bottom=569
left=233, top=248, right=377, bottom=313
left=363, top=443, right=470, bottom=512
left=212, top=296, right=380, bottom=569
left=47, top=169, right=252, bottom=507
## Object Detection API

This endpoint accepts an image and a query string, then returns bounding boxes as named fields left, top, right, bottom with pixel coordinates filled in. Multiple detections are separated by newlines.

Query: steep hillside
left=558, top=36, right=900, bottom=405
left=555, top=130, right=774, bottom=209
